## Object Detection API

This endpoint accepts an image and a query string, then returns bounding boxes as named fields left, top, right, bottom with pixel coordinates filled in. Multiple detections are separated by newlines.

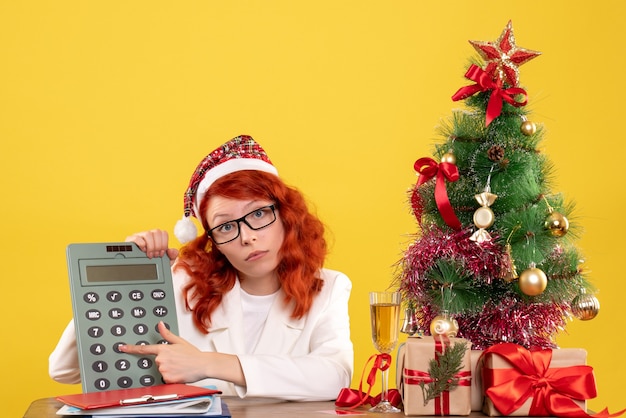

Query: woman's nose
left=238, top=223, right=257, bottom=244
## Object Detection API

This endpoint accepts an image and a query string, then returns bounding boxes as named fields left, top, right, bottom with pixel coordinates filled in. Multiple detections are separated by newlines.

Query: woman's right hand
left=125, top=229, right=179, bottom=264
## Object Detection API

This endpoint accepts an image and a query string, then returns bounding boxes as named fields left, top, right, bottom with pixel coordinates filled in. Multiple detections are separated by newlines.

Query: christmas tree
left=397, top=21, right=600, bottom=350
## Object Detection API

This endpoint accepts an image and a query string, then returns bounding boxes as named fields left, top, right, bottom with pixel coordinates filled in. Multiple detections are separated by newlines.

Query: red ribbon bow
left=451, top=64, right=528, bottom=126
left=412, top=157, right=462, bottom=230
left=335, top=353, right=402, bottom=410
left=482, top=343, right=625, bottom=418
left=335, top=387, right=403, bottom=409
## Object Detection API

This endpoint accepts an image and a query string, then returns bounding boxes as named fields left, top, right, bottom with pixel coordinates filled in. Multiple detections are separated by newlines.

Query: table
left=24, top=397, right=491, bottom=417
left=23, top=396, right=380, bottom=417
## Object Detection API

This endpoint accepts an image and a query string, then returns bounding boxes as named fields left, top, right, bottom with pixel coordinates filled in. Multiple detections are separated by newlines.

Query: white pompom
left=174, top=216, right=198, bottom=244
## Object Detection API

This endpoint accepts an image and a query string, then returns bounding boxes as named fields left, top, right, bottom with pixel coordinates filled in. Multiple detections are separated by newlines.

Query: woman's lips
left=246, top=250, right=267, bottom=261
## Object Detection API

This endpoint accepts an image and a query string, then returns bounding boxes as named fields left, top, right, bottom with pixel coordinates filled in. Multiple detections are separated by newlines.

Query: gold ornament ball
left=571, top=293, right=600, bottom=321
left=518, top=267, right=547, bottom=296
left=520, top=120, right=537, bottom=136
left=545, top=212, right=569, bottom=237
left=441, top=152, right=456, bottom=165
left=429, top=314, right=459, bottom=338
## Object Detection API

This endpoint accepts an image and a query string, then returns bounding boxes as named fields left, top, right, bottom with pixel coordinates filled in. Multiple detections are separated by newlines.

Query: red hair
left=175, top=170, right=327, bottom=333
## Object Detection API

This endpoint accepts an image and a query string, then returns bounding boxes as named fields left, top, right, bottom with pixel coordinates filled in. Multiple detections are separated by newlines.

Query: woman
left=49, top=135, right=354, bottom=401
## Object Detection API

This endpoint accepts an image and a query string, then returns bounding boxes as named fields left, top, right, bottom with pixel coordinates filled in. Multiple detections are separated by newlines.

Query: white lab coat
left=49, top=268, right=354, bottom=401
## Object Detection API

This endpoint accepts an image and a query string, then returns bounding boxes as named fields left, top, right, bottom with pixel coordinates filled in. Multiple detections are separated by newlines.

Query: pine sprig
left=419, top=340, right=469, bottom=406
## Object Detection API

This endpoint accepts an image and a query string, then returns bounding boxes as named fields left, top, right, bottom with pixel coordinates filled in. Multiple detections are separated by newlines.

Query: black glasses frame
left=207, top=204, right=277, bottom=245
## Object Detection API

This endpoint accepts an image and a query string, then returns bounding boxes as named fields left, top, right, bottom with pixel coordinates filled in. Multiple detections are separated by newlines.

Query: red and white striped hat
left=174, top=135, right=278, bottom=244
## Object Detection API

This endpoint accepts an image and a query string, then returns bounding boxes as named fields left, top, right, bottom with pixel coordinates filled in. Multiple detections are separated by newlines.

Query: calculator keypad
left=76, top=285, right=178, bottom=392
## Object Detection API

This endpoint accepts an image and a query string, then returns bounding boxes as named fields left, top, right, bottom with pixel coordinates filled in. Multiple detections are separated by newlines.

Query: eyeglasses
left=208, top=204, right=277, bottom=245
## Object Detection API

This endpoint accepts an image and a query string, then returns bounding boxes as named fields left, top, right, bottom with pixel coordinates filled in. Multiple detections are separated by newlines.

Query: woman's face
left=205, top=196, right=285, bottom=284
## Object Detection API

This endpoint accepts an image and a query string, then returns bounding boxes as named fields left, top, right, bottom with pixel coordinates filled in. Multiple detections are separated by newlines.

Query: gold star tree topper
left=469, top=20, right=541, bottom=87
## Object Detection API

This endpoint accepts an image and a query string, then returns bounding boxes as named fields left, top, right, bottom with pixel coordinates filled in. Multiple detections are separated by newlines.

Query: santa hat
left=174, top=135, right=278, bottom=244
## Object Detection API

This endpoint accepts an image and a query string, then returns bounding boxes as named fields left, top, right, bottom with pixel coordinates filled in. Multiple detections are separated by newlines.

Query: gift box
left=470, top=349, right=483, bottom=412
left=481, top=343, right=594, bottom=417
left=397, top=335, right=472, bottom=416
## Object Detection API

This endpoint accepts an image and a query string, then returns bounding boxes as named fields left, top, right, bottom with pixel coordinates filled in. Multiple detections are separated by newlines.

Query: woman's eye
left=219, top=223, right=235, bottom=233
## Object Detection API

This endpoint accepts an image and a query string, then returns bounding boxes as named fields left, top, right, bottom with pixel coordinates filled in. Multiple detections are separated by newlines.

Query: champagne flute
left=369, top=291, right=402, bottom=413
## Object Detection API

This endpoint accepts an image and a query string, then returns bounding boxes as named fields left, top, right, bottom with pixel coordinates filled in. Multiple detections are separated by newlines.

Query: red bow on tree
left=411, top=157, right=462, bottom=230
left=451, top=64, right=528, bottom=126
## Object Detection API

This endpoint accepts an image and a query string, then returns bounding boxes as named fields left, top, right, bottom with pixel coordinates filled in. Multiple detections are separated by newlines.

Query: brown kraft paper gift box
left=481, top=345, right=589, bottom=416
left=398, top=336, right=472, bottom=416
left=470, top=350, right=483, bottom=411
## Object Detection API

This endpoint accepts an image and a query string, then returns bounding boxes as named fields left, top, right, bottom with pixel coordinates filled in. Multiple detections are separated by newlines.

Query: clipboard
left=56, top=383, right=221, bottom=410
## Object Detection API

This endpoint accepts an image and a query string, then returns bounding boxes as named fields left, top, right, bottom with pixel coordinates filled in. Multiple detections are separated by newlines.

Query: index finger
left=119, top=343, right=161, bottom=356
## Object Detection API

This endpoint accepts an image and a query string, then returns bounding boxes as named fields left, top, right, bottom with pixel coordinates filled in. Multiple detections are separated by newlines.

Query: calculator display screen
left=85, top=264, right=158, bottom=283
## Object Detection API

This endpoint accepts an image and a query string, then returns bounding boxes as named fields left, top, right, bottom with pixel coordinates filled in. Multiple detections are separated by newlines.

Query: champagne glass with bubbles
left=369, top=291, right=402, bottom=413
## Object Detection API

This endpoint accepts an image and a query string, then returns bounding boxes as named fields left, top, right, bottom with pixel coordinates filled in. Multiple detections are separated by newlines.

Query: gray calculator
left=66, top=242, right=179, bottom=393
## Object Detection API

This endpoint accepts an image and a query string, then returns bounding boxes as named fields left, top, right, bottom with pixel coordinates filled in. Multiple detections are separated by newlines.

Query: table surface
left=24, top=396, right=491, bottom=417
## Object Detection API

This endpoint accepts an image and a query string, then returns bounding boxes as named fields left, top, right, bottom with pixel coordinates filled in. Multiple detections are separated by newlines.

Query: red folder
left=56, top=383, right=221, bottom=410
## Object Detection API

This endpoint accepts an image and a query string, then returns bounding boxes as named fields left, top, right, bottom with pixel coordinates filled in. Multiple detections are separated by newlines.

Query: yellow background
left=1, top=1, right=624, bottom=416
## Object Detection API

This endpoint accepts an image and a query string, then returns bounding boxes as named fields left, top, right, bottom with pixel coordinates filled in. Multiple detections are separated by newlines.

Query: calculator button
left=133, top=324, right=149, bottom=335
left=106, top=291, right=122, bottom=302
left=86, top=309, right=101, bottom=320
left=129, top=290, right=144, bottom=301
left=83, top=293, right=99, bottom=303
left=92, top=361, right=108, bottom=373
left=108, top=308, right=124, bottom=319
left=153, top=306, right=168, bottom=317
left=151, top=289, right=166, bottom=300
left=110, top=325, right=126, bottom=337
left=87, top=326, right=104, bottom=338
left=113, top=342, right=126, bottom=353
left=140, top=375, right=156, bottom=386
left=131, top=307, right=146, bottom=318
left=115, top=359, right=131, bottom=371
left=137, top=358, right=153, bottom=369
left=94, top=378, right=111, bottom=391
left=117, top=376, right=133, bottom=388
left=90, top=343, right=106, bottom=355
